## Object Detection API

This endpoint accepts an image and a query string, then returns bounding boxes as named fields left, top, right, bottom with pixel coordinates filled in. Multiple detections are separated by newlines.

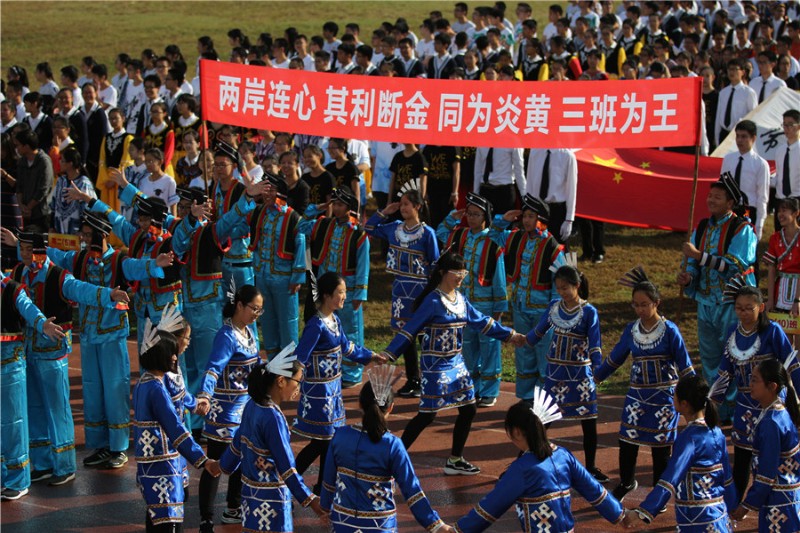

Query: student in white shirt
left=715, top=59, right=757, bottom=146
left=335, top=43, right=357, bottom=74
left=416, top=19, right=436, bottom=61
left=293, top=35, right=316, bottom=71
left=90, top=64, right=118, bottom=112
left=525, top=148, right=577, bottom=245
left=272, top=38, right=291, bottom=69
left=452, top=2, right=476, bottom=41
left=322, top=21, right=342, bottom=53
left=772, top=110, right=800, bottom=229
left=34, top=62, right=60, bottom=98
left=138, top=147, right=178, bottom=214
left=111, top=54, right=130, bottom=95
left=720, top=120, right=770, bottom=239
left=473, top=147, right=525, bottom=214
left=750, top=50, right=787, bottom=104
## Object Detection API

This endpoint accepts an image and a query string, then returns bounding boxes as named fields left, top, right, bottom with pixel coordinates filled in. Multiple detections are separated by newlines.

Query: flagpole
left=676, top=81, right=704, bottom=325
left=202, top=119, right=210, bottom=200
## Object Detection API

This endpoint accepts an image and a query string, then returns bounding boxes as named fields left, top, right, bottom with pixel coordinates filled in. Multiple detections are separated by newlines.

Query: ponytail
left=758, top=358, right=800, bottom=427
left=413, top=251, right=466, bottom=310
left=553, top=265, right=589, bottom=300
left=504, top=401, right=553, bottom=460
left=675, top=374, right=719, bottom=429
left=359, top=382, right=392, bottom=443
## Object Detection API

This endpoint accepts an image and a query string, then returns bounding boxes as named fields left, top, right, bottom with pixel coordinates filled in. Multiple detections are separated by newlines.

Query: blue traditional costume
left=740, top=400, right=800, bottom=532
left=489, top=195, right=563, bottom=398
left=1, top=276, right=48, bottom=496
left=320, top=425, right=445, bottom=532
left=596, top=318, right=695, bottom=446
left=298, top=187, right=370, bottom=385
left=526, top=299, right=602, bottom=420
left=133, top=370, right=208, bottom=527
left=46, top=212, right=165, bottom=458
left=436, top=194, right=508, bottom=402
left=684, top=177, right=757, bottom=420
left=220, top=400, right=316, bottom=533
left=11, top=233, right=121, bottom=481
left=292, top=314, right=374, bottom=439
left=636, top=419, right=738, bottom=531
left=384, top=290, right=515, bottom=413
left=455, top=447, right=625, bottom=532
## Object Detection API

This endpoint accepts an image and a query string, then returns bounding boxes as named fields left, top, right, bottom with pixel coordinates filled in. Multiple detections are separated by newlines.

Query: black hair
left=198, top=35, right=215, bottom=52
left=505, top=401, right=553, bottom=460
left=8, top=66, right=29, bottom=87
left=60, top=65, right=79, bottom=83
left=23, top=91, right=41, bottom=106
left=709, top=181, right=735, bottom=203
left=553, top=265, right=589, bottom=300
left=785, top=109, right=800, bottom=123
left=139, top=330, right=179, bottom=372
left=322, top=21, right=339, bottom=36
left=777, top=196, right=800, bottom=213
left=165, top=44, right=184, bottom=61
left=227, top=28, right=251, bottom=49
left=223, top=284, right=261, bottom=318
left=757, top=358, right=800, bottom=427
left=247, top=360, right=304, bottom=404
left=315, top=271, right=345, bottom=306
left=675, top=374, right=719, bottom=429
left=401, top=188, right=429, bottom=224
left=60, top=146, right=87, bottom=175
left=414, top=251, right=466, bottom=310
left=143, top=74, right=162, bottom=88
left=735, top=286, right=769, bottom=333
left=91, top=64, right=108, bottom=78
left=735, top=119, right=757, bottom=137
left=130, top=137, right=145, bottom=151
left=14, top=128, right=39, bottom=150
left=360, top=381, right=393, bottom=443
left=36, top=61, right=53, bottom=79
left=632, top=280, right=661, bottom=303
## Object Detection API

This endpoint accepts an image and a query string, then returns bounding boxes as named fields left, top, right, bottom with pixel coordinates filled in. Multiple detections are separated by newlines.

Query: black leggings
left=402, top=338, right=420, bottom=382
left=618, top=440, right=671, bottom=486
left=733, top=445, right=753, bottom=503
left=581, top=419, right=598, bottom=470
left=199, top=439, right=241, bottom=521
left=294, top=438, right=331, bottom=495
left=401, top=403, right=477, bottom=457
left=145, top=515, right=183, bottom=533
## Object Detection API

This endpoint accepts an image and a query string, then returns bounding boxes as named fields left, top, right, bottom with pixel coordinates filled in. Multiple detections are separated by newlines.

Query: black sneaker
left=444, top=457, right=481, bottom=476
left=199, top=520, right=215, bottom=533
left=48, top=472, right=76, bottom=486
left=612, top=479, right=638, bottom=501
left=397, top=380, right=421, bottom=398
left=30, top=469, right=53, bottom=483
left=0, top=487, right=29, bottom=501
left=477, top=397, right=497, bottom=408
left=83, top=448, right=112, bottom=467
left=106, top=452, right=128, bottom=469
left=588, top=467, right=610, bottom=483
left=592, top=254, right=605, bottom=264
left=221, top=506, right=243, bottom=524
left=658, top=505, right=668, bottom=514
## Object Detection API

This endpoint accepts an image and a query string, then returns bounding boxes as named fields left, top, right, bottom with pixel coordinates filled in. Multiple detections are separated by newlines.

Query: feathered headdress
left=141, top=318, right=161, bottom=354
left=304, top=247, right=318, bottom=302
left=722, top=274, right=752, bottom=303
left=367, top=365, right=403, bottom=407
left=226, top=277, right=236, bottom=305
left=707, top=373, right=731, bottom=402
left=531, top=387, right=562, bottom=425
left=156, top=303, right=183, bottom=333
left=617, top=266, right=649, bottom=288
left=266, top=342, right=298, bottom=378
left=548, top=251, right=578, bottom=274
left=399, top=178, right=420, bottom=195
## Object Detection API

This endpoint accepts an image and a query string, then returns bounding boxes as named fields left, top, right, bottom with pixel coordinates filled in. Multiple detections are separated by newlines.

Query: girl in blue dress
left=365, top=189, right=440, bottom=397
left=292, top=272, right=381, bottom=495
left=133, top=326, right=220, bottom=533
left=708, top=283, right=800, bottom=501
left=196, top=285, right=265, bottom=531
left=220, top=353, right=328, bottom=532
left=732, top=358, right=800, bottom=530
left=383, top=252, right=524, bottom=476
left=632, top=374, right=738, bottom=531
left=454, top=393, right=628, bottom=532
left=321, top=368, right=453, bottom=533
left=595, top=268, right=695, bottom=501
left=525, top=264, right=607, bottom=482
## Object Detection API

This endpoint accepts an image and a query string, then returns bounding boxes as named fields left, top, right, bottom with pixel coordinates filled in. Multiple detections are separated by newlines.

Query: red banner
left=199, top=60, right=702, bottom=150
left=575, top=148, right=721, bottom=232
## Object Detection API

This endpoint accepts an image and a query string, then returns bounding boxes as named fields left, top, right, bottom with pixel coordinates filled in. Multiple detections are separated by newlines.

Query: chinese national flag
left=575, top=148, right=723, bottom=232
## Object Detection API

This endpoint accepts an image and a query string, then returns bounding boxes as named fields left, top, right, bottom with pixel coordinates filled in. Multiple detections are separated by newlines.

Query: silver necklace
left=436, top=289, right=466, bottom=317
left=395, top=222, right=424, bottom=247
left=631, top=318, right=666, bottom=350
left=319, top=312, right=339, bottom=336
left=550, top=300, right=583, bottom=331
left=726, top=324, right=761, bottom=362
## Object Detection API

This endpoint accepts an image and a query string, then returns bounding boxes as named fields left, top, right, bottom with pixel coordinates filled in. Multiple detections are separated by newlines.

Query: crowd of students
left=2, top=1, right=800, bottom=532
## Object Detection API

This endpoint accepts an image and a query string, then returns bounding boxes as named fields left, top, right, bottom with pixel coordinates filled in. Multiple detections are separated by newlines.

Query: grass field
left=2, top=1, right=758, bottom=394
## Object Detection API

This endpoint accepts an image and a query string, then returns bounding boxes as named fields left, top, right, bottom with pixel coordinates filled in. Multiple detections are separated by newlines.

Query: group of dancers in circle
left=3, top=140, right=800, bottom=533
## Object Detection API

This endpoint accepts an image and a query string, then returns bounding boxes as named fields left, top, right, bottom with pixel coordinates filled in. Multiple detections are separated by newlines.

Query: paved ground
left=2, top=339, right=758, bottom=532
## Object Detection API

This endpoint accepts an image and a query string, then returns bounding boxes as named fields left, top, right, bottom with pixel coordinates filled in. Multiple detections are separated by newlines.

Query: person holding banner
left=708, top=282, right=800, bottom=503
left=677, top=176, right=758, bottom=423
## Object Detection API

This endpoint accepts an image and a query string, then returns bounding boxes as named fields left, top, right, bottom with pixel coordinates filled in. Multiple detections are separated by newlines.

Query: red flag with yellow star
left=575, top=148, right=722, bottom=232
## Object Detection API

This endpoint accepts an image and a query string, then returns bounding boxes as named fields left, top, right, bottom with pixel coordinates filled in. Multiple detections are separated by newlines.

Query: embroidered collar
left=319, top=312, right=340, bottom=336
left=752, top=399, right=783, bottom=429
left=778, top=228, right=800, bottom=263
left=550, top=300, right=584, bottom=331
left=631, top=318, right=666, bottom=350
left=395, top=222, right=425, bottom=247
left=726, top=324, right=761, bottom=361
left=436, top=289, right=466, bottom=317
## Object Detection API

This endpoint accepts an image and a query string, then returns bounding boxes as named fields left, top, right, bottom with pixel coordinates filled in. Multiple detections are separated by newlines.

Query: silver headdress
left=140, top=318, right=161, bottom=354
left=155, top=303, right=183, bottom=333
left=399, top=178, right=420, bottom=195
left=617, top=266, right=649, bottom=288
left=367, top=365, right=403, bottom=407
left=707, top=373, right=731, bottom=402
left=548, top=252, right=578, bottom=274
left=226, top=277, right=236, bottom=305
left=266, top=342, right=298, bottom=378
left=531, top=386, right=562, bottom=425
left=722, top=274, right=752, bottom=304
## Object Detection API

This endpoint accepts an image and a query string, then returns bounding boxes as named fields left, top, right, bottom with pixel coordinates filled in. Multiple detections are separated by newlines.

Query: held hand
left=676, top=271, right=693, bottom=287
left=110, top=286, right=130, bottom=304
left=42, top=317, right=66, bottom=341
left=510, top=333, right=528, bottom=347
left=380, top=351, right=396, bottom=363
left=560, top=221, right=573, bottom=242
left=289, top=284, right=302, bottom=294
left=65, top=181, right=92, bottom=204
left=503, top=209, right=522, bottom=222
left=438, top=525, right=457, bottom=533
left=204, top=459, right=221, bottom=477
left=309, top=498, right=326, bottom=517
left=681, top=242, right=701, bottom=260
left=382, top=202, right=400, bottom=215
left=246, top=179, right=268, bottom=199
left=0, top=226, right=18, bottom=247
left=155, top=252, right=174, bottom=268
left=352, top=300, right=363, bottom=310
left=371, top=352, right=388, bottom=365
left=730, top=506, right=748, bottom=521
left=195, top=398, right=211, bottom=416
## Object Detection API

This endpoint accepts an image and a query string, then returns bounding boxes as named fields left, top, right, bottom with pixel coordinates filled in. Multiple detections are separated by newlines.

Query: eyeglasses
left=734, top=305, right=758, bottom=313
left=449, top=269, right=469, bottom=278
left=247, top=304, right=264, bottom=316
left=783, top=123, right=799, bottom=129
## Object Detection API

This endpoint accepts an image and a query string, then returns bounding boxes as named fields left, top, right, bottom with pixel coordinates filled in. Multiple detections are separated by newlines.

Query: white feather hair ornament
left=156, top=303, right=183, bottom=333
left=140, top=318, right=161, bottom=355
left=226, top=277, right=237, bottom=305
left=706, top=373, right=731, bottom=402
left=399, top=178, right=420, bottom=195
left=304, top=247, right=318, bottom=302
left=367, top=365, right=403, bottom=407
left=617, top=266, right=649, bottom=288
left=266, top=342, right=298, bottom=378
left=531, top=387, right=562, bottom=425
left=548, top=251, right=578, bottom=274
left=722, top=274, right=751, bottom=304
